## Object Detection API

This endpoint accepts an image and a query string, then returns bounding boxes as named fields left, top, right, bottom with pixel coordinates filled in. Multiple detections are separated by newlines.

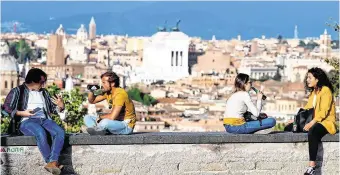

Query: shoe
left=87, top=127, right=107, bottom=135
left=304, top=166, right=316, bottom=175
left=81, top=125, right=88, bottom=133
left=44, top=162, right=61, bottom=175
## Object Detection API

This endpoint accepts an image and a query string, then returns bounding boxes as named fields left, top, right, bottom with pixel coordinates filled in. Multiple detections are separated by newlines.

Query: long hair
left=234, top=73, right=250, bottom=92
left=304, top=67, right=334, bottom=94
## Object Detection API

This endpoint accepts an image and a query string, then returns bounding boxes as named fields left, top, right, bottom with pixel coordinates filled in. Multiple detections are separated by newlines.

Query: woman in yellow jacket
left=303, top=67, right=337, bottom=175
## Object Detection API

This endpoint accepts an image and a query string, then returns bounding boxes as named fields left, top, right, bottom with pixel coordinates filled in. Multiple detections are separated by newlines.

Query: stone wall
left=1, top=133, right=339, bottom=175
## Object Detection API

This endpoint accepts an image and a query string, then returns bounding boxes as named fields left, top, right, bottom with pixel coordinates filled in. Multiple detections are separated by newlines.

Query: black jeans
left=308, top=123, right=328, bottom=161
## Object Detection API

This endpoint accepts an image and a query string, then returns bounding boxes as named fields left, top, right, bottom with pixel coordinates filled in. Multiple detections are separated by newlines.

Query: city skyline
left=1, top=1, right=339, bottom=40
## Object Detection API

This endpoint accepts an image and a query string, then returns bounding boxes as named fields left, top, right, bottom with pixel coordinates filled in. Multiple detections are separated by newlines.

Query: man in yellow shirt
left=84, top=72, right=136, bottom=135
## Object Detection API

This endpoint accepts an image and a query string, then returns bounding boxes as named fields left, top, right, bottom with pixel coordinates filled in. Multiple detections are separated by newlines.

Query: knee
left=267, top=117, right=276, bottom=127
left=56, top=127, right=65, bottom=139
left=35, top=129, right=47, bottom=140
left=98, top=119, right=110, bottom=129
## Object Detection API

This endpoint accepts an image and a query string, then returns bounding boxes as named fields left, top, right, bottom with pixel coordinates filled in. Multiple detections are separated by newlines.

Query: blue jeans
left=224, top=118, right=276, bottom=134
left=19, top=118, right=65, bottom=163
left=84, top=114, right=133, bottom=135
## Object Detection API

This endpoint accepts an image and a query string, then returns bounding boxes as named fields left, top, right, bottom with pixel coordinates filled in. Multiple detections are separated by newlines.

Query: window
left=175, top=51, right=178, bottom=66
left=5, top=81, right=8, bottom=88
left=171, top=51, right=174, bottom=66
left=11, top=81, right=14, bottom=88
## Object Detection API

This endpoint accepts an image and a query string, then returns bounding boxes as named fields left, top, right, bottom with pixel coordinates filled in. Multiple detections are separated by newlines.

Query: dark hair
left=234, top=73, right=250, bottom=92
left=304, top=67, right=334, bottom=93
left=101, top=71, right=120, bottom=87
left=25, top=68, right=47, bottom=84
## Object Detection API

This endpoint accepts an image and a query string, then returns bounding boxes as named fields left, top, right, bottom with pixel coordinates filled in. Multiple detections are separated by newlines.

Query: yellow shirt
left=104, top=88, right=136, bottom=128
left=304, top=86, right=337, bottom=135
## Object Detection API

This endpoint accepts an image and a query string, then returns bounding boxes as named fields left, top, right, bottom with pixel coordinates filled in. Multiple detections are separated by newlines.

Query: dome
left=0, top=40, right=10, bottom=55
left=76, top=24, right=88, bottom=41
left=56, top=24, right=65, bottom=35
left=77, top=24, right=87, bottom=34
left=0, top=54, right=19, bottom=72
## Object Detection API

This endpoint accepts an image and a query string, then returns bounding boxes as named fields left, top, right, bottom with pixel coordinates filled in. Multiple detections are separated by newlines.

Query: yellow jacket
left=304, top=86, right=337, bottom=134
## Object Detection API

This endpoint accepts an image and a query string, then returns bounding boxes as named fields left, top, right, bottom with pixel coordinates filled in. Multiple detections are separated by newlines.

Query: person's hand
left=96, top=117, right=102, bottom=123
left=303, top=120, right=316, bottom=131
left=52, top=94, right=64, bottom=109
left=16, top=110, right=34, bottom=117
left=257, top=85, right=265, bottom=100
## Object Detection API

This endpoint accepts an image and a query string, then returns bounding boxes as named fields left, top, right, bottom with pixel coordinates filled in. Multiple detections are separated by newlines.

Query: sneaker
left=304, top=166, right=316, bottom=175
left=80, top=125, right=88, bottom=133
left=86, top=127, right=107, bottom=135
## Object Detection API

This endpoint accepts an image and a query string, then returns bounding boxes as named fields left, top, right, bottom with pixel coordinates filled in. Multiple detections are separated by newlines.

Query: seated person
left=223, top=73, right=276, bottom=134
left=2, top=68, right=65, bottom=174
left=84, top=72, right=136, bottom=135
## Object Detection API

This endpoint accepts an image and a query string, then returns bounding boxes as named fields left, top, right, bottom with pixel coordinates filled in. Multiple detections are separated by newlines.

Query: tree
left=10, top=39, right=33, bottom=64
left=127, top=87, right=157, bottom=106
left=325, top=18, right=340, bottom=97
left=305, top=41, right=319, bottom=50
left=277, top=35, right=283, bottom=44
left=298, top=40, right=306, bottom=47
left=46, top=84, right=88, bottom=133
left=273, top=69, right=282, bottom=81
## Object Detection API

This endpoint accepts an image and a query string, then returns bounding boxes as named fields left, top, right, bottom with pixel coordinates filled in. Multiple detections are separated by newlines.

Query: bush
left=46, top=84, right=87, bottom=133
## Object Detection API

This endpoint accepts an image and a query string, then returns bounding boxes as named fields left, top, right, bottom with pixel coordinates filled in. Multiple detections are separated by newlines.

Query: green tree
left=10, top=39, right=33, bottom=64
left=46, top=84, right=87, bottom=133
left=277, top=35, right=283, bottom=44
left=325, top=18, right=340, bottom=97
left=305, top=41, right=319, bottom=50
left=273, top=69, right=282, bottom=81
left=127, top=87, right=157, bottom=106
left=298, top=40, right=306, bottom=47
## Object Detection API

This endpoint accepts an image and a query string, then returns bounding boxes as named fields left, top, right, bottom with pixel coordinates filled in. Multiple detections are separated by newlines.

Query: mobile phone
left=30, top=107, right=42, bottom=114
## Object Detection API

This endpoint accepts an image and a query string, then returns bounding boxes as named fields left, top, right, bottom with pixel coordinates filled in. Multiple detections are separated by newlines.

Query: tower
left=47, top=35, right=65, bottom=66
left=294, top=25, right=298, bottom=39
left=89, top=17, right=96, bottom=40
left=319, top=29, right=332, bottom=58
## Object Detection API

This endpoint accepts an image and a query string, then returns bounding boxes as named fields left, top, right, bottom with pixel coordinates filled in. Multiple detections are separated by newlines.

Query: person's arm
left=99, top=92, right=125, bottom=120
left=88, top=91, right=106, bottom=104
left=243, top=92, right=262, bottom=117
left=313, top=87, right=333, bottom=122
left=304, top=92, right=313, bottom=109
left=2, top=88, right=33, bottom=118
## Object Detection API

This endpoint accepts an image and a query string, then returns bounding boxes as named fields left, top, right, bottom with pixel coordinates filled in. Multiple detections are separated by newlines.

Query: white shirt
left=23, top=90, right=47, bottom=121
left=224, top=91, right=262, bottom=119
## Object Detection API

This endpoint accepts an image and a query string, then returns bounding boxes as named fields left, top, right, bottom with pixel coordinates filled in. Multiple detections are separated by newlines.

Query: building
left=76, top=24, right=88, bottom=42
left=319, top=29, right=332, bottom=58
left=64, top=39, right=88, bottom=63
left=0, top=41, right=19, bottom=95
left=55, top=24, right=66, bottom=36
left=89, top=17, right=96, bottom=40
left=140, top=29, right=190, bottom=84
left=192, top=50, right=231, bottom=75
left=47, top=34, right=65, bottom=66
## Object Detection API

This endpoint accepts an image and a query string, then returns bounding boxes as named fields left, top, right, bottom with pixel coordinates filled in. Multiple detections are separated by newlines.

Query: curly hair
left=304, top=67, right=334, bottom=94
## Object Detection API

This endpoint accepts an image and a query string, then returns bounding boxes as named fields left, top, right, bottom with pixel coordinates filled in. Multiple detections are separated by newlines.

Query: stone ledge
left=1, top=132, right=339, bottom=146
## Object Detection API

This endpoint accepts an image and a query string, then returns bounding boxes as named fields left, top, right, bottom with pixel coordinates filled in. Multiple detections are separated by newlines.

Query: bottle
left=251, top=87, right=267, bottom=100
left=87, top=85, right=103, bottom=96
left=292, top=116, right=297, bottom=133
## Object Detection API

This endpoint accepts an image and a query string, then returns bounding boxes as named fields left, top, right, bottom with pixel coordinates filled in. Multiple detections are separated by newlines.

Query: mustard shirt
left=104, top=88, right=136, bottom=128
left=304, top=86, right=337, bottom=135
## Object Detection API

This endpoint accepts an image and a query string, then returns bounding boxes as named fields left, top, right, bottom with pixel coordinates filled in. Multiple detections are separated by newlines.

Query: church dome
left=77, top=24, right=88, bottom=41
left=0, top=40, right=10, bottom=55
left=0, top=54, right=19, bottom=72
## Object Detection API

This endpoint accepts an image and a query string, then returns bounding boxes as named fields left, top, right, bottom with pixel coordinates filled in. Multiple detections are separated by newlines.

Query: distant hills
left=1, top=1, right=339, bottom=40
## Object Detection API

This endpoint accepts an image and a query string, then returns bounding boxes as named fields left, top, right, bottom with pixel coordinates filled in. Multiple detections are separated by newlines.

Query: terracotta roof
left=157, top=98, right=180, bottom=104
